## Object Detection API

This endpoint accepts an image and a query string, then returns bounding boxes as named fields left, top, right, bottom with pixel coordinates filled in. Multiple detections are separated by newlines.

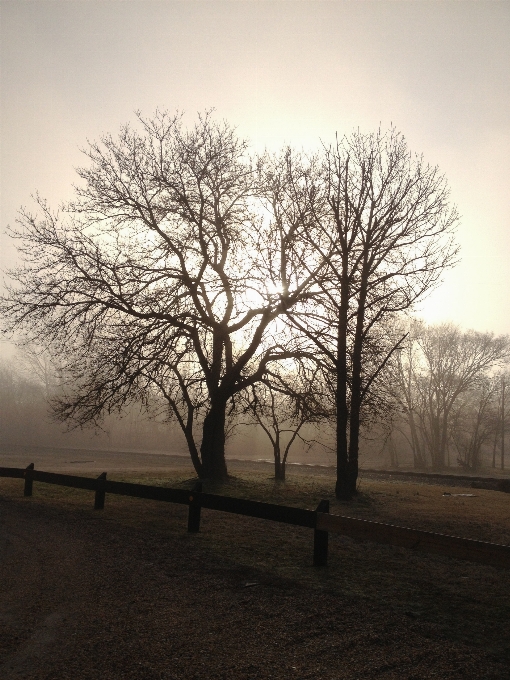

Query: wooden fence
left=361, top=468, right=510, bottom=492
left=1, top=463, right=509, bottom=570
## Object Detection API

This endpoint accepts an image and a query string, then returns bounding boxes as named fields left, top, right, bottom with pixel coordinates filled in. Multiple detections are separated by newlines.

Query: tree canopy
left=1, top=112, right=459, bottom=487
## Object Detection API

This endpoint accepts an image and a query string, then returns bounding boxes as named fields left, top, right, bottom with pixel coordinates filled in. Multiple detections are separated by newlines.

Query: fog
left=1, top=2, right=509, bottom=336
left=1, top=3, right=509, bottom=474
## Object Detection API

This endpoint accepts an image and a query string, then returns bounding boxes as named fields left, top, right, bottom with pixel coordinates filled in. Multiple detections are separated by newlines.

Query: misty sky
left=1, top=0, right=509, bottom=339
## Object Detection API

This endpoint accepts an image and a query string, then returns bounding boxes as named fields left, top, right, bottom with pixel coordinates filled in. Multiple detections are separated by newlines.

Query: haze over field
left=1, top=0, right=509, bottom=341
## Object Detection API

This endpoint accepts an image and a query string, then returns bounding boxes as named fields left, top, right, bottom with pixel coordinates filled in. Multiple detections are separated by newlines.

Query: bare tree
left=391, top=323, right=509, bottom=470
left=451, top=376, right=500, bottom=471
left=491, top=373, right=509, bottom=470
left=239, top=360, right=329, bottom=480
left=285, top=129, right=459, bottom=497
left=0, top=360, right=45, bottom=446
left=1, top=112, right=324, bottom=480
left=416, top=324, right=509, bottom=470
left=389, top=323, right=429, bottom=468
left=501, top=375, right=506, bottom=470
left=15, top=342, right=57, bottom=399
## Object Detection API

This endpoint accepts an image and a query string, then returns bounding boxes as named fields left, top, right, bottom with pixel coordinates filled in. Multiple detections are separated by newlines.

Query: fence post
left=314, top=499, right=329, bottom=567
left=24, top=463, right=34, bottom=497
left=94, top=472, right=107, bottom=510
left=188, top=481, right=203, bottom=532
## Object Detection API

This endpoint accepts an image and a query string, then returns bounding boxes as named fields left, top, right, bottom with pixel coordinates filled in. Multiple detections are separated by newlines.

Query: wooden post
left=24, top=463, right=34, bottom=497
left=314, top=499, right=329, bottom=567
left=94, top=472, right=107, bottom=510
left=188, top=482, right=202, bottom=532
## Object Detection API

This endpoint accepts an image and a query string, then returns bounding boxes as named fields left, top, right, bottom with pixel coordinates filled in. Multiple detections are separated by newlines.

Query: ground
left=0, top=447, right=509, bottom=679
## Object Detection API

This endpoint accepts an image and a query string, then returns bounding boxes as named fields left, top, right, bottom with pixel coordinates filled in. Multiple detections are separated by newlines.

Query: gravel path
left=0, top=496, right=507, bottom=680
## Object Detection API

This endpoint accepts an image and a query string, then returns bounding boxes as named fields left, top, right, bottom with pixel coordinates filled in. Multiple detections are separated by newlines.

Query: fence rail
left=0, top=467, right=26, bottom=479
left=361, top=468, right=510, bottom=492
left=316, top=513, right=510, bottom=569
left=1, top=464, right=509, bottom=569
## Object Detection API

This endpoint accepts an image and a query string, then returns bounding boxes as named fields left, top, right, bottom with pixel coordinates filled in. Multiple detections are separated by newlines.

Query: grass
left=1, top=467, right=510, bottom=662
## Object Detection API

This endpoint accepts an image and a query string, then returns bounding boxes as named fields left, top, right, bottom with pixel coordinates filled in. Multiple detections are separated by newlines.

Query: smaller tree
left=0, top=360, right=45, bottom=446
left=15, top=342, right=57, bottom=400
left=389, top=322, right=431, bottom=469
left=239, top=361, right=329, bottom=480
left=491, top=374, right=509, bottom=470
left=450, top=376, right=500, bottom=471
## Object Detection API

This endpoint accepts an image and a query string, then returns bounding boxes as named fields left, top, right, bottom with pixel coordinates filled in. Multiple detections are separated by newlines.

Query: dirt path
left=0, top=495, right=507, bottom=680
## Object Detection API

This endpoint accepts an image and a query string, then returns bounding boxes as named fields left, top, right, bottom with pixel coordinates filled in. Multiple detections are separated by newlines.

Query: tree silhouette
left=1, top=112, right=325, bottom=480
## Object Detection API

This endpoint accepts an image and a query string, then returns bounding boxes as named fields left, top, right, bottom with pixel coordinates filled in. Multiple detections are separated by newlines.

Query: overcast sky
left=1, top=0, right=509, bottom=338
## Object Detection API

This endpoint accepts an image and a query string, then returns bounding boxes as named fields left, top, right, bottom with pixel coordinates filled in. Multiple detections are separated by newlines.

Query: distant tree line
left=385, top=321, right=509, bottom=472
left=0, top=346, right=186, bottom=453
left=0, top=321, right=507, bottom=476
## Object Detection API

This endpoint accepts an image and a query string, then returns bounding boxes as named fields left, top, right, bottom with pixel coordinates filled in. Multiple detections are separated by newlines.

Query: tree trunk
left=335, top=271, right=350, bottom=500
left=335, top=384, right=350, bottom=498
left=409, top=410, right=426, bottom=468
left=200, top=401, right=228, bottom=480
left=388, top=434, right=399, bottom=468
left=345, top=268, right=369, bottom=498
left=429, top=413, right=442, bottom=470
left=274, top=454, right=286, bottom=481
left=492, top=396, right=500, bottom=468
left=347, top=338, right=362, bottom=497
left=335, top=347, right=350, bottom=498
left=439, top=411, right=450, bottom=470
left=501, top=377, right=505, bottom=470
left=184, top=429, right=203, bottom=478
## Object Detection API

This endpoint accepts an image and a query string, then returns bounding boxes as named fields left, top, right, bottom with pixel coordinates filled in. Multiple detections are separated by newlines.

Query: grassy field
left=1, top=468, right=510, bottom=663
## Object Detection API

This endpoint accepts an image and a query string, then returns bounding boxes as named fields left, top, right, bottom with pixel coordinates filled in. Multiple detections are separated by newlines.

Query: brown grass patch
left=1, top=468, right=509, bottom=662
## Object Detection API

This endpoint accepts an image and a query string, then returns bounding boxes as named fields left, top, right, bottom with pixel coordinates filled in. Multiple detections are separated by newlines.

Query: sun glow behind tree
left=1, top=111, right=329, bottom=480
left=1, top=112, right=459, bottom=493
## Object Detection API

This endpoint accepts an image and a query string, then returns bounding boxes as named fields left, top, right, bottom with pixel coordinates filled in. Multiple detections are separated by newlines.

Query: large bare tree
left=284, top=129, right=459, bottom=497
left=0, top=112, right=324, bottom=480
